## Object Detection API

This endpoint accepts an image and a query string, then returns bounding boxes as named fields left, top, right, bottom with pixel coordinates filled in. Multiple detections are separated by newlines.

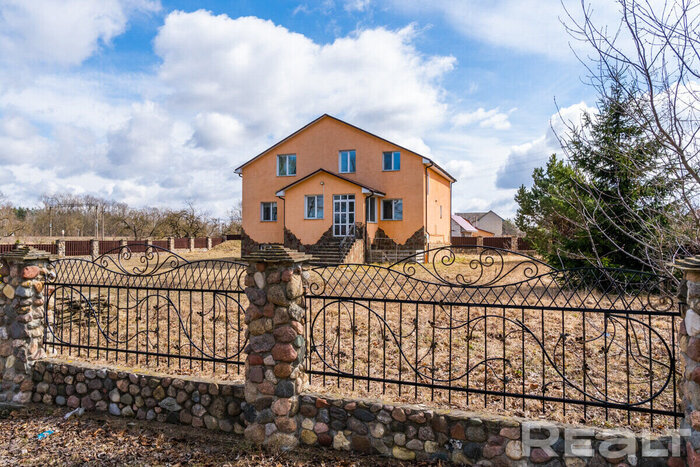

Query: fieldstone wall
left=295, top=393, right=684, bottom=465
left=31, top=359, right=247, bottom=433
left=27, top=357, right=685, bottom=465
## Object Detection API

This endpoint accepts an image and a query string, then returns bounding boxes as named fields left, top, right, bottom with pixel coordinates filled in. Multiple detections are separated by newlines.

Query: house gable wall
left=475, top=211, right=503, bottom=236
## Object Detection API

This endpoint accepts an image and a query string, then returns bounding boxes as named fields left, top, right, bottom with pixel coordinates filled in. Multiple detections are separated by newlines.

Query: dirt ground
left=0, top=404, right=432, bottom=467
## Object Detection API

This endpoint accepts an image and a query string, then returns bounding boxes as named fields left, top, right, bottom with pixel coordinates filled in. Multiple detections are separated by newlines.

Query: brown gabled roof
left=234, top=114, right=457, bottom=183
left=274, top=169, right=385, bottom=197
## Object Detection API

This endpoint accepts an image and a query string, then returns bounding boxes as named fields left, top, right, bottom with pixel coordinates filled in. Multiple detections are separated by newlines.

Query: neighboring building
left=451, top=214, right=477, bottom=237
left=235, top=114, right=456, bottom=263
left=455, top=211, right=504, bottom=236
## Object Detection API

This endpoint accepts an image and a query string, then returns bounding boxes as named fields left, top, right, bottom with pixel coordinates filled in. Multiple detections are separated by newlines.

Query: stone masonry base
left=29, top=358, right=685, bottom=465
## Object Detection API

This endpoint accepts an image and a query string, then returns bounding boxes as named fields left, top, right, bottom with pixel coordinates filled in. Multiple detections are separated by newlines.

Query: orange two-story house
left=235, top=115, right=455, bottom=263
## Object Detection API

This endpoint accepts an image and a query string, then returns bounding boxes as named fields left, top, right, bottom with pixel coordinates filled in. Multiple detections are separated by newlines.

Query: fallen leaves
left=0, top=405, right=433, bottom=466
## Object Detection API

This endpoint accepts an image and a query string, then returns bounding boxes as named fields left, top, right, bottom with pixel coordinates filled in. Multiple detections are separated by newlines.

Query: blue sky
left=0, top=0, right=615, bottom=218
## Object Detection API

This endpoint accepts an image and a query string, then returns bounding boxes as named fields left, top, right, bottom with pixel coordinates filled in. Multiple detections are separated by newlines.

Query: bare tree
left=162, top=201, right=215, bottom=238
left=0, top=192, right=23, bottom=239
left=558, top=0, right=700, bottom=275
left=117, top=207, right=167, bottom=240
left=225, top=201, right=242, bottom=234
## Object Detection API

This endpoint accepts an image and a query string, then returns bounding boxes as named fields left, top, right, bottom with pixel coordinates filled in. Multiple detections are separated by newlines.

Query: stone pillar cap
left=0, top=244, right=53, bottom=262
left=239, top=245, right=314, bottom=263
left=671, top=255, right=700, bottom=271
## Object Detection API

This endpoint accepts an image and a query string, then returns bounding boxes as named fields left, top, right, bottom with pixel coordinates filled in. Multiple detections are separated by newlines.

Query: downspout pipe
left=276, top=195, right=286, bottom=246
left=424, top=161, right=434, bottom=251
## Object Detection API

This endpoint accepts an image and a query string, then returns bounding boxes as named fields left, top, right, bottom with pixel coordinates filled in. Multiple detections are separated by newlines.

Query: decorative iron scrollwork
left=95, top=244, right=188, bottom=276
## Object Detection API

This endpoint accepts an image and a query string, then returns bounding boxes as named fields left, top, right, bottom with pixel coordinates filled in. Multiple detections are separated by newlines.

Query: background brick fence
left=0, top=235, right=236, bottom=257
left=451, top=236, right=533, bottom=250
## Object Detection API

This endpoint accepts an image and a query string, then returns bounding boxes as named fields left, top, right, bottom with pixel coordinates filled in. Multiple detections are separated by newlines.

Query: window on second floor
left=260, top=202, right=277, bottom=222
left=381, top=199, right=403, bottom=220
left=305, top=195, right=323, bottom=219
left=339, top=150, right=356, bottom=173
left=366, top=197, right=377, bottom=223
left=277, top=154, right=296, bottom=176
left=383, top=151, right=400, bottom=171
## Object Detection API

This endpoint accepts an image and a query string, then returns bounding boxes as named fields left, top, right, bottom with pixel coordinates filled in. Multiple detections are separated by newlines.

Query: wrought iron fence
left=304, top=246, right=682, bottom=430
left=44, top=244, right=249, bottom=375
left=42, top=243, right=682, bottom=430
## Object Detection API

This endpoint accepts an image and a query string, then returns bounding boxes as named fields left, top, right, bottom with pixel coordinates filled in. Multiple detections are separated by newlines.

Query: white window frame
left=366, top=197, right=377, bottom=223
left=339, top=150, right=356, bottom=174
left=304, top=195, right=324, bottom=219
left=382, top=151, right=400, bottom=171
left=276, top=154, right=297, bottom=176
left=260, top=202, right=277, bottom=222
left=381, top=199, right=403, bottom=221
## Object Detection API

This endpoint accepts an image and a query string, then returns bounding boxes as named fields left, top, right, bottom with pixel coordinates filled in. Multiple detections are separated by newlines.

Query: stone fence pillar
left=476, top=237, right=484, bottom=247
left=206, top=236, right=213, bottom=250
left=674, top=255, right=700, bottom=461
left=0, top=245, right=51, bottom=405
left=240, top=246, right=312, bottom=449
left=189, top=237, right=195, bottom=252
left=90, top=239, right=99, bottom=258
left=167, top=237, right=175, bottom=251
left=119, top=239, right=127, bottom=249
left=55, top=239, right=65, bottom=258
left=511, top=236, right=519, bottom=251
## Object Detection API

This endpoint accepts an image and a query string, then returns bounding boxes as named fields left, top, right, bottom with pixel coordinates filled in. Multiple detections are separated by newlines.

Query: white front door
left=333, top=194, right=355, bottom=237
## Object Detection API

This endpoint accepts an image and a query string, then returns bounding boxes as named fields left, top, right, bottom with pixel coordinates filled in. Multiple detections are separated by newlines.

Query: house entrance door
left=333, top=194, right=355, bottom=237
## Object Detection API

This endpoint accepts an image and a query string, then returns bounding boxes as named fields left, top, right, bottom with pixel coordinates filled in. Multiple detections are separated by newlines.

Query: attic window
left=339, top=150, right=356, bottom=173
left=277, top=154, right=296, bottom=176
left=383, top=151, right=400, bottom=171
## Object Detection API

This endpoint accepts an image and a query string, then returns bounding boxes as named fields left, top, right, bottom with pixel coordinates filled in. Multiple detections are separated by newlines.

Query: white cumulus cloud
left=452, top=107, right=514, bottom=130
left=495, top=101, right=593, bottom=189
left=154, top=12, right=455, bottom=160
left=385, top=0, right=667, bottom=61
left=0, top=0, right=161, bottom=67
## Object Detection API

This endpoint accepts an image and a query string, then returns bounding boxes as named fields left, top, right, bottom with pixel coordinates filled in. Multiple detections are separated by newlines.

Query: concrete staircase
left=305, top=238, right=349, bottom=265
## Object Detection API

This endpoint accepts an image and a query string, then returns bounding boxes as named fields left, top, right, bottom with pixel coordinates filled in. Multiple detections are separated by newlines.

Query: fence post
left=206, top=236, right=212, bottom=250
left=241, top=246, right=312, bottom=449
left=674, top=256, right=700, bottom=461
left=55, top=239, right=65, bottom=258
left=119, top=239, right=127, bottom=249
left=90, top=239, right=99, bottom=258
left=0, top=245, right=51, bottom=405
left=511, top=236, right=519, bottom=251
left=189, top=237, right=195, bottom=252
left=476, top=236, right=483, bottom=247
left=168, top=237, right=175, bottom=251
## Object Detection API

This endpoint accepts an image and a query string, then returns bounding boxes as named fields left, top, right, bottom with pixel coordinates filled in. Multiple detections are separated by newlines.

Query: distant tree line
left=0, top=192, right=242, bottom=240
